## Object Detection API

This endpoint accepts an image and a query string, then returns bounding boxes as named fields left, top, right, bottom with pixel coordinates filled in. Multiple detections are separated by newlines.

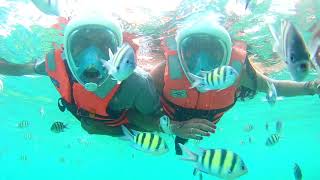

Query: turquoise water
left=0, top=0, right=320, bottom=179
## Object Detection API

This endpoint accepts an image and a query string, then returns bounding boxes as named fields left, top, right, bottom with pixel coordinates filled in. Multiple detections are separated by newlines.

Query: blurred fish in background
left=269, top=20, right=313, bottom=81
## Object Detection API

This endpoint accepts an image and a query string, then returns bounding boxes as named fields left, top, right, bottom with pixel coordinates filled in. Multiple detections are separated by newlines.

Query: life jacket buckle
left=58, top=98, right=66, bottom=112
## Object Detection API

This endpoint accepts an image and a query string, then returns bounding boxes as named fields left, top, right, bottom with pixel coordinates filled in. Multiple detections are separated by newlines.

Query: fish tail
left=188, top=73, right=203, bottom=89
left=245, top=0, right=251, bottom=10
left=268, top=23, right=280, bottom=53
left=121, top=125, right=134, bottom=141
left=309, top=39, right=320, bottom=78
left=178, top=143, right=198, bottom=162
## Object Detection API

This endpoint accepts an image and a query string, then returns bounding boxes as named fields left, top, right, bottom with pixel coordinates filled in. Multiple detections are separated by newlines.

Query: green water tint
left=0, top=0, right=320, bottom=179
left=0, top=24, right=62, bottom=64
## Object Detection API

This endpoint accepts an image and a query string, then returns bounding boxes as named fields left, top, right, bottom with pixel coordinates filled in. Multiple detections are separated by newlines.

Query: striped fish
left=50, top=121, right=68, bottom=133
left=16, top=120, right=30, bottom=128
left=179, top=144, right=248, bottom=179
left=265, top=133, right=280, bottom=146
left=103, top=43, right=136, bottom=83
left=121, top=126, right=168, bottom=155
left=189, top=66, right=239, bottom=91
left=294, top=163, right=302, bottom=180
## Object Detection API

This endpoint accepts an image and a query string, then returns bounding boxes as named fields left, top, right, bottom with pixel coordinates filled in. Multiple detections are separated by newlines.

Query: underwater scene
left=0, top=0, right=320, bottom=179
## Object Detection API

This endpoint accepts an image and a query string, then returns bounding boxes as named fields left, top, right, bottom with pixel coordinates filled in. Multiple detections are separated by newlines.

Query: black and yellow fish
left=121, top=126, right=168, bottom=154
left=179, top=144, right=248, bottom=179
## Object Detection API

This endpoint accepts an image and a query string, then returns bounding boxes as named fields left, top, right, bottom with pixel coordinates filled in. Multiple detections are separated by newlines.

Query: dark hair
left=236, top=55, right=257, bottom=101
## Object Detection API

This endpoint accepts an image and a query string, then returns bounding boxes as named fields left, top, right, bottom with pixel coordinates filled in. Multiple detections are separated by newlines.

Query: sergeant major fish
left=179, top=143, right=248, bottom=179
left=16, top=120, right=30, bottom=129
left=189, top=66, right=239, bottom=91
left=265, top=133, right=281, bottom=146
left=103, top=43, right=137, bottom=83
left=50, top=121, right=68, bottom=133
left=269, top=20, right=311, bottom=81
left=121, top=126, right=168, bottom=155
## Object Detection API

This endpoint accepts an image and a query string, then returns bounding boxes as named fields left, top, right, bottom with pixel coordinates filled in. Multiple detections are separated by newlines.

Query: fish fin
left=108, top=48, right=114, bottom=61
left=276, top=96, right=284, bottom=100
left=178, top=143, right=198, bottom=162
left=193, top=168, right=201, bottom=177
left=308, top=39, right=320, bottom=78
left=129, top=129, right=141, bottom=136
left=188, top=73, right=203, bottom=89
left=245, top=0, right=251, bottom=10
left=268, top=23, right=281, bottom=53
left=200, top=70, right=210, bottom=76
left=120, top=125, right=134, bottom=141
left=103, top=60, right=113, bottom=71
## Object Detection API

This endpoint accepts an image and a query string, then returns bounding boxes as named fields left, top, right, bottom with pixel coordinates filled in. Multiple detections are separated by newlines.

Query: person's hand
left=304, top=80, right=320, bottom=94
left=171, top=118, right=216, bottom=140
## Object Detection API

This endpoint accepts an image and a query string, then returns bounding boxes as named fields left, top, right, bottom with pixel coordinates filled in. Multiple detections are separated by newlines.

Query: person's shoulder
left=127, top=67, right=152, bottom=84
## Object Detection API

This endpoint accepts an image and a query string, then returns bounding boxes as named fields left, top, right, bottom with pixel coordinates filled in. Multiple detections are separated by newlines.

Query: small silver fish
left=40, top=106, right=45, bottom=119
left=189, top=66, right=239, bottom=91
left=269, top=20, right=311, bottom=81
left=50, top=121, right=68, bottom=133
left=294, top=163, right=302, bottom=180
left=103, top=43, right=136, bottom=83
left=31, top=0, right=60, bottom=16
left=179, top=144, right=248, bottom=179
left=243, top=124, right=254, bottom=132
left=265, top=133, right=280, bottom=146
left=276, top=120, right=283, bottom=134
left=121, top=126, right=168, bottom=155
left=266, top=80, right=277, bottom=106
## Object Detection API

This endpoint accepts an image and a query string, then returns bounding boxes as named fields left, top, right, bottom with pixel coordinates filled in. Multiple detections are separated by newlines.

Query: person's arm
left=80, top=117, right=123, bottom=137
left=0, top=58, right=47, bottom=76
left=130, top=65, right=215, bottom=140
left=240, top=56, right=320, bottom=97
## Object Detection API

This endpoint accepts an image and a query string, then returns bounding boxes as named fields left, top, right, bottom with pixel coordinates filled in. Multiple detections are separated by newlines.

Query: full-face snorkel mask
left=176, top=20, right=232, bottom=92
left=64, top=14, right=123, bottom=92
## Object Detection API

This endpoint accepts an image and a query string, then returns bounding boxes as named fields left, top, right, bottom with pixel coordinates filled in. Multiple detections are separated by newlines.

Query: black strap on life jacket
left=161, top=94, right=237, bottom=123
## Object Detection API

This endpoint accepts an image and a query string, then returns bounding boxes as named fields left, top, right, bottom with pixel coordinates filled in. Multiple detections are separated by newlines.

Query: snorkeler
left=150, top=19, right=320, bottom=155
left=0, top=14, right=216, bottom=139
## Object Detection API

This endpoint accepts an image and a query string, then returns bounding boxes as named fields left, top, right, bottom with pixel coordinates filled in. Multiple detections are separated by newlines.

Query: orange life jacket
left=45, top=48, right=129, bottom=126
left=161, top=36, right=247, bottom=123
left=44, top=17, right=140, bottom=127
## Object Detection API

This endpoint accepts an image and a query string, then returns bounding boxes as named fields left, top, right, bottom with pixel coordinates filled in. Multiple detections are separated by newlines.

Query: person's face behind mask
left=179, top=35, right=229, bottom=93
left=74, top=45, right=107, bottom=85
left=66, top=26, right=119, bottom=91
left=180, top=35, right=225, bottom=75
